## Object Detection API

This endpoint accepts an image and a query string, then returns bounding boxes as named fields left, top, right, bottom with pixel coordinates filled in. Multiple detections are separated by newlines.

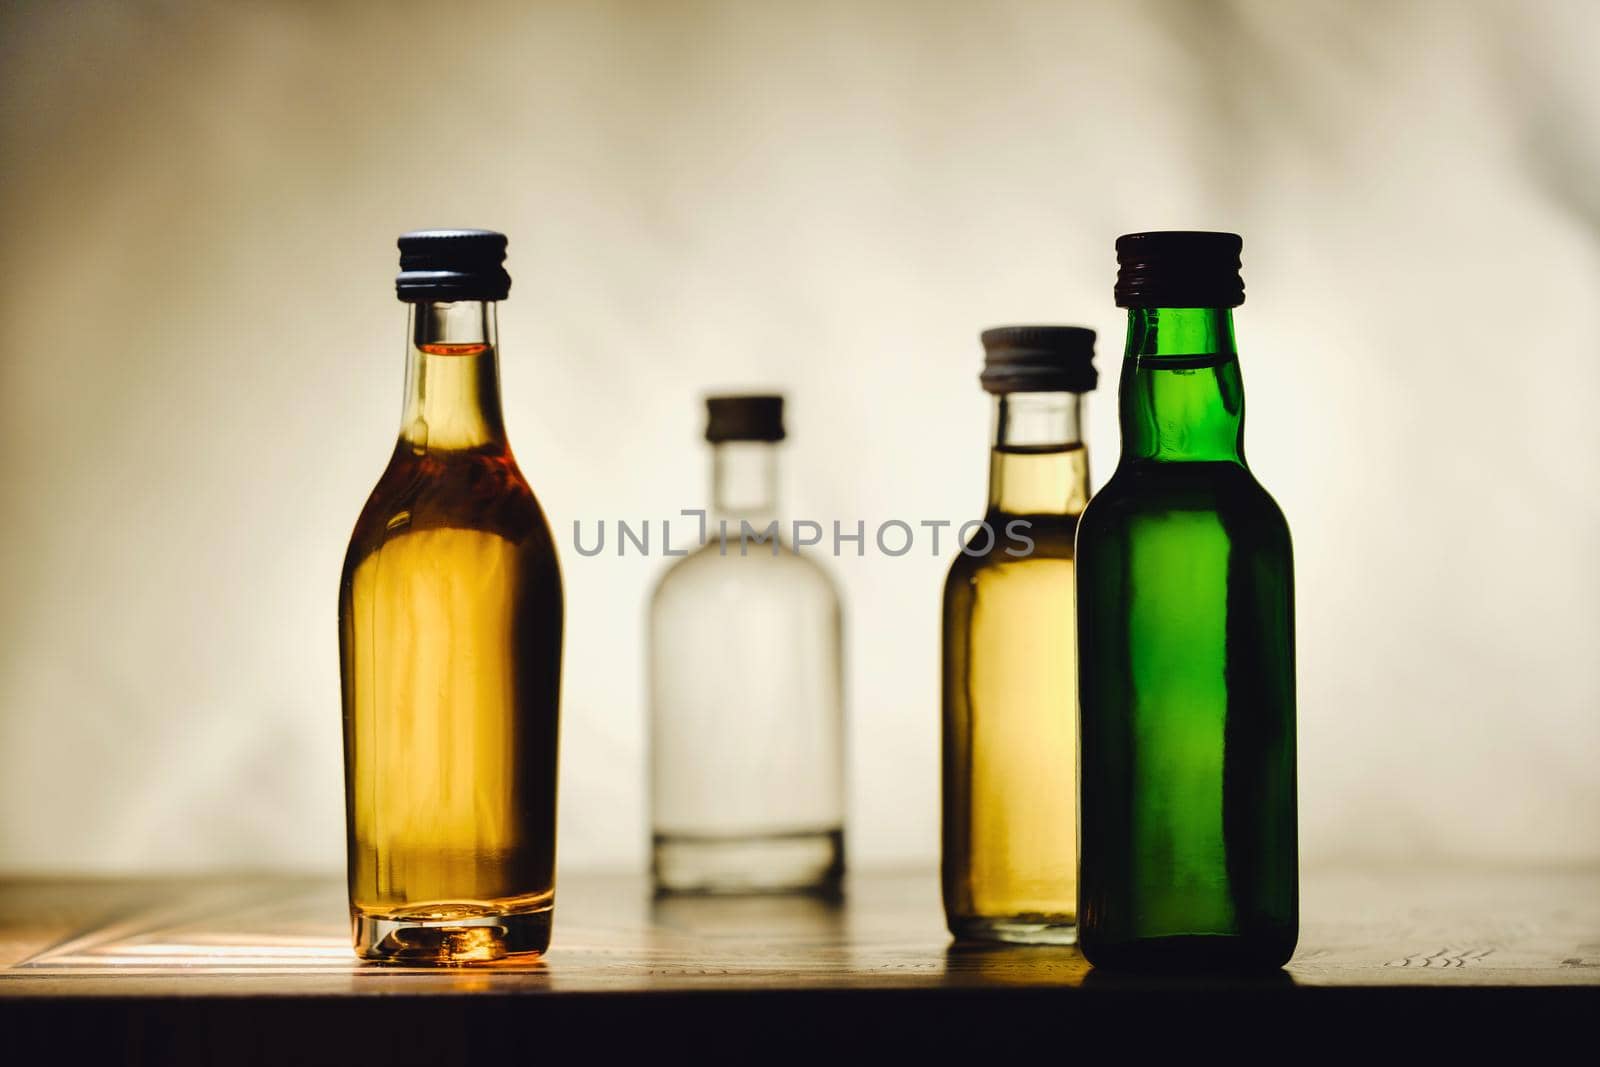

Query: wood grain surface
left=1, top=867, right=1595, bottom=1060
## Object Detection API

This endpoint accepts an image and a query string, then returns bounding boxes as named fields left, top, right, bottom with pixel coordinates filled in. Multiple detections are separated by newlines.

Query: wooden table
left=2, top=867, right=1595, bottom=1061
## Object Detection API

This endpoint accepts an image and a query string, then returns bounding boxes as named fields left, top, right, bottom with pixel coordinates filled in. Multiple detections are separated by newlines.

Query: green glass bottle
left=1075, top=231, right=1297, bottom=971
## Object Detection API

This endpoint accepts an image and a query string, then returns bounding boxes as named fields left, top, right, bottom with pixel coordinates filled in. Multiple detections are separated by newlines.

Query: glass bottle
left=1075, top=231, right=1297, bottom=971
left=649, top=395, right=846, bottom=894
left=942, top=327, right=1098, bottom=944
left=339, top=230, right=563, bottom=962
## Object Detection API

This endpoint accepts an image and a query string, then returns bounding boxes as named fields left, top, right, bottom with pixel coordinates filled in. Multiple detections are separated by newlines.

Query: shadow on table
left=942, top=942, right=1298, bottom=990
left=943, top=941, right=1091, bottom=987
left=650, top=891, right=848, bottom=945
left=1077, top=966, right=1298, bottom=990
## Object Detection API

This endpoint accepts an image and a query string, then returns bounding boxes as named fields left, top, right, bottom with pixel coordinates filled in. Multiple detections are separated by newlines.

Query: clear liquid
left=649, top=532, right=845, bottom=894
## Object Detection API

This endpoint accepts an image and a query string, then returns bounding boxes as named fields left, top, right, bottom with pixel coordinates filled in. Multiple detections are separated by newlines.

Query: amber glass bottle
left=943, top=327, right=1097, bottom=944
left=339, top=230, right=563, bottom=962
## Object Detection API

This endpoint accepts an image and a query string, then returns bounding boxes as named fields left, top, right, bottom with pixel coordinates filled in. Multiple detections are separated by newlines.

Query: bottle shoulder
left=1080, top=461, right=1292, bottom=553
left=945, top=511, right=1077, bottom=571
left=346, top=443, right=553, bottom=562
left=1086, top=461, right=1279, bottom=513
left=652, top=536, right=841, bottom=607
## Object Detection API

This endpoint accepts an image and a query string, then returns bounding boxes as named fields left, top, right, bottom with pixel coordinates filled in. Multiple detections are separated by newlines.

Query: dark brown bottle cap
left=1115, top=231, right=1244, bottom=308
left=979, top=326, right=1098, bottom=394
left=705, top=395, right=785, bottom=443
left=396, top=229, right=511, bottom=302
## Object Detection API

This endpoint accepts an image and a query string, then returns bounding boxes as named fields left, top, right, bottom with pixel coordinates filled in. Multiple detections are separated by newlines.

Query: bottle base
left=353, top=902, right=553, bottom=964
left=948, top=914, right=1077, bottom=946
left=653, top=828, right=844, bottom=895
left=1079, top=931, right=1295, bottom=973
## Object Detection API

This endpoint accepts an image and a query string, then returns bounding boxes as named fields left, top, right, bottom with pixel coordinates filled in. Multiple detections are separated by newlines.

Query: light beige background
left=1, top=0, right=1596, bottom=875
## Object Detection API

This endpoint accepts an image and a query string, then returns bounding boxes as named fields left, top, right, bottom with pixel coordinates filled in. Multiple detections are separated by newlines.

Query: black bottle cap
left=979, top=326, right=1098, bottom=395
left=396, top=229, right=512, bottom=302
left=705, top=395, right=785, bottom=443
left=1114, top=231, right=1245, bottom=308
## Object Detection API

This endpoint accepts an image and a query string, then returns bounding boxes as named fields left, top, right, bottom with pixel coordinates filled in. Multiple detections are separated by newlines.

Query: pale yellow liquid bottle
left=942, top=326, right=1096, bottom=944
left=339, top=230, right=562, bottom=962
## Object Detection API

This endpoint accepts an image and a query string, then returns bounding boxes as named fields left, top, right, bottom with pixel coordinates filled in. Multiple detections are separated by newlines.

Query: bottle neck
left=1119, top=307, right=1245, bottom=464
left=712, top=441, right=779, bottom=524
left=399, top=300, right=507, bottom=453
left=986, top=392, right=1089, bottom=517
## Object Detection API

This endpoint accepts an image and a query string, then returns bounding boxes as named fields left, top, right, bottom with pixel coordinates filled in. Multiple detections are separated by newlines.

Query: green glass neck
left=1119, top=307, right=1245, bottom=464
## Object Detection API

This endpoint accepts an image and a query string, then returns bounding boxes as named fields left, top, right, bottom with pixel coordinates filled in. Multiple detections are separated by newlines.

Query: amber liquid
left=942, top=444, right=1086, bottom=943
left=339, top=341, right=562, bottom=962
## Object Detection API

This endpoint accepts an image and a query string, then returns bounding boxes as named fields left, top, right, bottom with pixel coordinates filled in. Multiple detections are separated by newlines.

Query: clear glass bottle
left=1076, top=231, right=1297, bottom=971
left=942, top=327, right=1097, bottom=944
left=339, top=230, right=563, bottom=962
left=649, top=395, right=846, bottom=894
